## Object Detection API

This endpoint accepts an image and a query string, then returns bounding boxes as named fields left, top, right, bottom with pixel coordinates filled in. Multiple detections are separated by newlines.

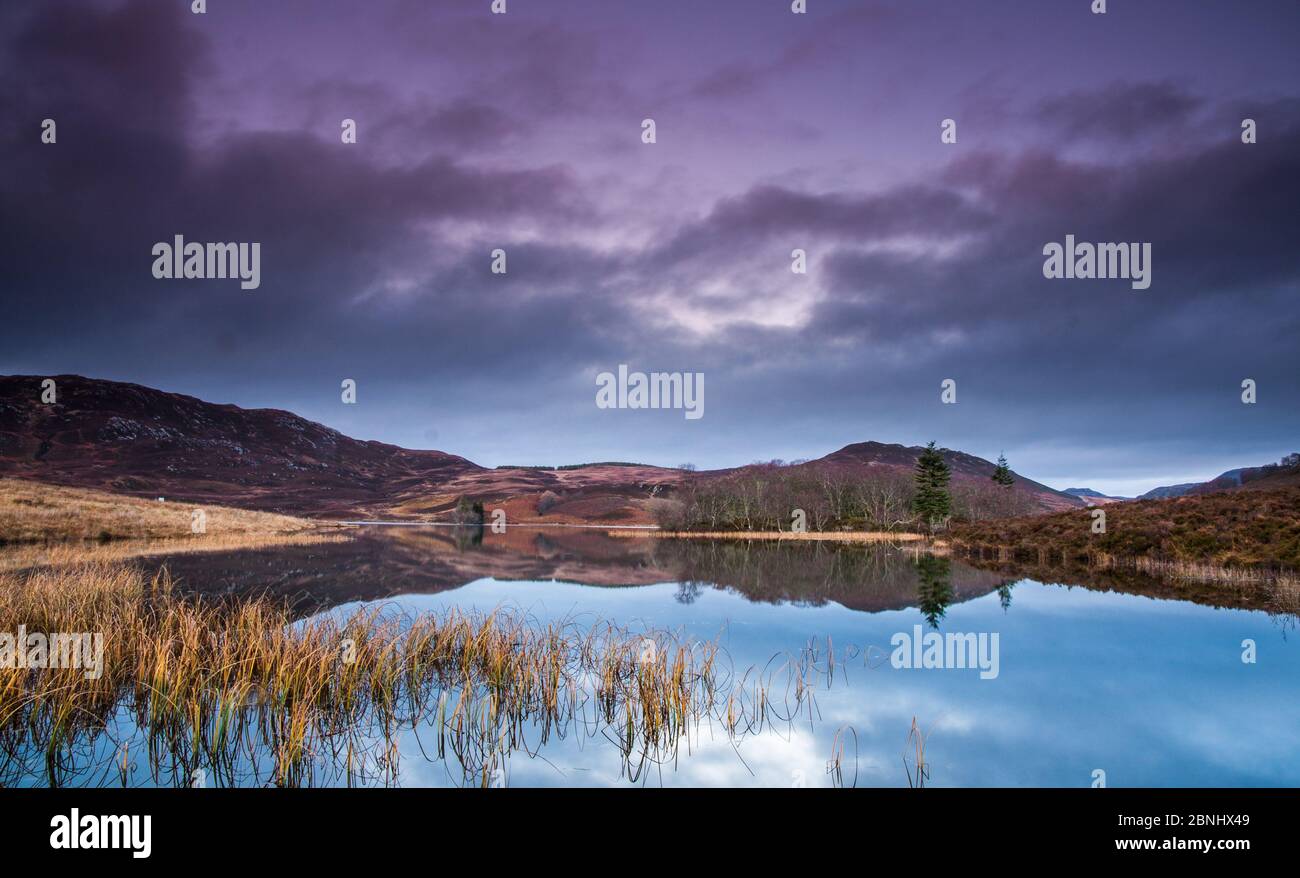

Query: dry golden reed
left=0, top=477, right=329, bottom=544
left=0, top=561, right=783, bottom=787
left=0, top=532, right=349, bottom=574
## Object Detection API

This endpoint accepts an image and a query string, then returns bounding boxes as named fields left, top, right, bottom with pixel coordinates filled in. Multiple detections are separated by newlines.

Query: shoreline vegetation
left=948, top=548, right=1299, bottom=618
left=948, top=486, right=1300, bottom=588
left=3, top=475, right=1295, bottom=591
left=633, top=445, right=1300, bottom=590
left=608, top=529, right=927, bottom=544
left=651, top=454, right=1035, bottom=534
left=613, top=527, right=1298, bottom=590
left=0, top=478, right=341, bottom=545
left=0, top=533, right=351, bottom=574
left=0, top=562, right=847, bottom=787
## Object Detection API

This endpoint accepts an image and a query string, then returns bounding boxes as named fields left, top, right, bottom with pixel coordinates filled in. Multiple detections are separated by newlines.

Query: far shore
left=607, top=529, right=931, bottom=544
left=6, top=476, right=1295, bottom=595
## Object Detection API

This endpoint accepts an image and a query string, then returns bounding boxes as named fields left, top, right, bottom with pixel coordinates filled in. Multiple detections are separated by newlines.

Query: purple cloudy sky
left=2, top=0, right=1298, bottom=495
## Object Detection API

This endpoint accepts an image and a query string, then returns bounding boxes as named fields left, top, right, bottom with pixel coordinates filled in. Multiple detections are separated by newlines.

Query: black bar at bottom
left=1, top=787, right=1286, bottom=863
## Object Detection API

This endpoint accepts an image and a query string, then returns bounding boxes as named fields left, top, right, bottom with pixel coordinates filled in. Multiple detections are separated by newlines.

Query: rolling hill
left=1138, top=454, right=1300, bottom=499
left=812, top=441, right=1082, bottom=512
left=951, top=486, right=1300, bottom=572
left=0, top=374, right=1083, bottom=523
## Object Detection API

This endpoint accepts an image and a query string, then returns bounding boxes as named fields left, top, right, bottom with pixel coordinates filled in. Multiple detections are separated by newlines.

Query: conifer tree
left=913, top=441, right=952, bottom=531
left=992, top=453, right=1015, bottom=488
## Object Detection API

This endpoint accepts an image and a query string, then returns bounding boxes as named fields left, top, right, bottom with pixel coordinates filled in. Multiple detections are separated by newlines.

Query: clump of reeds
left=903, top=716, right=930, bottom=789
left=1125, top=555, right=1300, bottom=590
left=1, top=561, right=928, bottom=787
left=0, top=562, right=757, bottom=787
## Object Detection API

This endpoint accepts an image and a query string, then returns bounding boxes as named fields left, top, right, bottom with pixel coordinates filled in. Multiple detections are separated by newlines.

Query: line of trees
left=655, top=463, right=915, bottom=531
left=655, top=445, right=1033, bottom=532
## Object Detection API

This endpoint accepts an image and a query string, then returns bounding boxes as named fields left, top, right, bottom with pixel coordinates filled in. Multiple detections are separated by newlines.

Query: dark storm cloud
left=1036, top=81, right=1204, bottom=143
left=682, top=4, right=902, bottom=101
left=751, top=122, right=1300, bottom=369
left=409, top=100, right=523, bottom=151
left=1, top=0, right=1296, bottom=492
left=384, top=2, right=632, bottom=120
left=671, top=184, right=992, bottom=249
left=284, top=81, right=530, bottom=153
left=0, top=1, right=600, bottom=371
left=608, top=91, right=1300, bottom=483
left=6, top=0, right=208, bottom=130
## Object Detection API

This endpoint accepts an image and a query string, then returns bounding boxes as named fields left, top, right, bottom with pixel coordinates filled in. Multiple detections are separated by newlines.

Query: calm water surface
left=14, top=526, right=1300, bottom=787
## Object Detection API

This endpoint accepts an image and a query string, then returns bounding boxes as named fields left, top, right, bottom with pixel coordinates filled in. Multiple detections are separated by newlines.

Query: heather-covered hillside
left=951, top=487, right=1300, bottom=571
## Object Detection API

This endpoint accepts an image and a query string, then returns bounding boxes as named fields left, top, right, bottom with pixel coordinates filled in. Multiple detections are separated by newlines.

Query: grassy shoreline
left=948, top=486, right=1300, bottom=586
left=0, top=532, right=351, bottom=574
left=624, top=488, right=1300, bottom=592
left=6, top=476, right=1296, bottom=592
left=607, top=529, right=928, bottom=543
left=953, top=540, right=1300, bottom=589
left=0, top=478, right=337, bottom=545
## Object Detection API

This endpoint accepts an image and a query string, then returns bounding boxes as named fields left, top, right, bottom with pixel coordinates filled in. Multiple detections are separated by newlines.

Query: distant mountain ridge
left=1138, top=454, right=1300, bottom=499
left=0, top=374, right=1083, bottom=521
left=1062, top=487, right=1128, bottom=505
left=0, top=374, right=481, bottom=517
left=1137, top=483, right=1200, bottom=500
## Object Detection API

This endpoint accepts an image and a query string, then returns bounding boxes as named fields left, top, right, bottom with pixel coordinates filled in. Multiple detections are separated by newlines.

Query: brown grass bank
left=0, top=478, right=333, bottom=544
left=0, top=532, right=350, bottom=574
left=949, top=487, right=1300, bottom=586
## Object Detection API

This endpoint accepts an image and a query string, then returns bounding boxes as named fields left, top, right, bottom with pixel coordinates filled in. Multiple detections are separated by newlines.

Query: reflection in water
left=1, top=527, right=1297, bottom=787
left=147, top=527, right=1016, bottom=619
left=674, top=581, right=703, bottom=604
left=915, top=555, right=955, bottom=629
